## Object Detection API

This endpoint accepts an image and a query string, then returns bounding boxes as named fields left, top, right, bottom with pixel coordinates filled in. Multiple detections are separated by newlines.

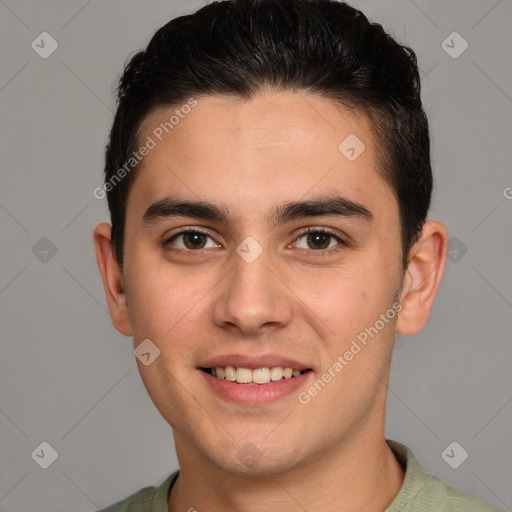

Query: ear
left=396, top=221, right=449, bottom=336
left=93, top=223, right=132, bottom=336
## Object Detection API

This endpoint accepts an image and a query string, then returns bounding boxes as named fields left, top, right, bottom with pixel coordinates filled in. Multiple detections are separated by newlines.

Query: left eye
left=295, top=230, right=343, bottom=250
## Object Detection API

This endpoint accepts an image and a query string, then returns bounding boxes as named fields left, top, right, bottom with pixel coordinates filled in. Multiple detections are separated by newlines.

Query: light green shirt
left=99, top=439, right=504, bottom=511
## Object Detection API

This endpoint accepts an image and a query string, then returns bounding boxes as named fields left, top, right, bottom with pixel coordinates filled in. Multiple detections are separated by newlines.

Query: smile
left=202, top=366, right=311, bottom=385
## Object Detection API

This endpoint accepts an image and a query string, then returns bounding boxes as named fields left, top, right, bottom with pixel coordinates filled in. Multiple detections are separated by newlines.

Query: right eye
left=166, top=229, right=221, bottom=251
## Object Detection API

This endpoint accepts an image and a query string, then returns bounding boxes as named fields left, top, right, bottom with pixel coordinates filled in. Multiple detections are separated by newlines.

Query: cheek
left=289, top=263, right=400, bottom=389
left=125, top=251, right=213, bottom=345
left=125, top=258, right=213, bottom=419
left=290, top=266, right=387, bottom=337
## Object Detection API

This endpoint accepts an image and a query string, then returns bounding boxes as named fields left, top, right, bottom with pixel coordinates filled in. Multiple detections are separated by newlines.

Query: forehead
left=140, top=91, right=375, bottom=165
left=130, top=91, right=396, bottom=223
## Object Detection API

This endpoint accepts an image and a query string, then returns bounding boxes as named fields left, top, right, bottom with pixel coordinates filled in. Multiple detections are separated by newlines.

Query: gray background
left=0, top=0, right=511, bottom=510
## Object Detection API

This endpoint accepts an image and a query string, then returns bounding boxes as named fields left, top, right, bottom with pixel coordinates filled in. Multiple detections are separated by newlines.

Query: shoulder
left=386, top=439, right=504, bottom=512
left=441, top=481, right=505, bottom=511
left=415, top=472, right=505, bottom=511
left=98, top=486, right=155, bottom=512
left=98, top=471, right=179, bottom=512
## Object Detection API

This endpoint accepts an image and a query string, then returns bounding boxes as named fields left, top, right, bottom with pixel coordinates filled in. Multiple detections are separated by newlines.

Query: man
left=93, top=0, right=503, bottom=510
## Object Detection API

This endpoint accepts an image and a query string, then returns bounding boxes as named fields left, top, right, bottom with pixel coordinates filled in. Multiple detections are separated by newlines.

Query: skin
left=94, top=91, right=448, bottom=512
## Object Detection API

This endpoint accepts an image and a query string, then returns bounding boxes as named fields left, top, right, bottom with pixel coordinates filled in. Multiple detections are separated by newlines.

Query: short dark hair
left=104, top=0, right=432, bottom=269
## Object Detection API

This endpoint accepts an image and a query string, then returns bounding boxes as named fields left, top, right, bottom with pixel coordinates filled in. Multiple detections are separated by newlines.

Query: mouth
left=201, top=366, right=312, bottom=385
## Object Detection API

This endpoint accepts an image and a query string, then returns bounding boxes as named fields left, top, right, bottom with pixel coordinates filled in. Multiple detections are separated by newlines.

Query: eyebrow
left=142, top=195, right=374, bottom=227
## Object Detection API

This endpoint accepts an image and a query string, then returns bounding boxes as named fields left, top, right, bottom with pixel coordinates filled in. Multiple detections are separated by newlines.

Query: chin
left=203, top=436, right=310, bottom=477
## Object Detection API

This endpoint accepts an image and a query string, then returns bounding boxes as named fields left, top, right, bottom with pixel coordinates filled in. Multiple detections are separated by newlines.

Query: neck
left=168, top=429, right=405, bottom=512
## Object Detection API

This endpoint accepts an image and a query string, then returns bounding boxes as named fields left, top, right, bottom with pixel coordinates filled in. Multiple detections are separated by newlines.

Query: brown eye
left=295, top=229, right=343, bottom=251
left=306, top=232, right=331, bottom=250
left=168, top=230, right=219, bottom=251
left=183, top=232, right=207, bottom=249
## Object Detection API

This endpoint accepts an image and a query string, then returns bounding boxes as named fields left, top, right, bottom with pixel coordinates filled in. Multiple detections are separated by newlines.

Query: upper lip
left=199, top=354, right=311, bottom=371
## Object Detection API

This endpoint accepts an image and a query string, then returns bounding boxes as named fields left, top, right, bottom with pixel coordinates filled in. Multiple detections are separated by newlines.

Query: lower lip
left=199, top=370, right=312, bottom=405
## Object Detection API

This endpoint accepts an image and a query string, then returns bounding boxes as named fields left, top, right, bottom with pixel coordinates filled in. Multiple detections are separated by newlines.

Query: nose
left=212, top=248, right=293, bottom=335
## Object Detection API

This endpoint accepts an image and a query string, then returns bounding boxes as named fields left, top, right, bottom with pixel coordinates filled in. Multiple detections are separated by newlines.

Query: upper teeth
left=212, top=366, right=303, bottom=384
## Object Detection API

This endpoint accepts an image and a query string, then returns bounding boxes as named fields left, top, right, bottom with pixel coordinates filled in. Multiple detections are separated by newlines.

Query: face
left=114, top=92, right=407, bottom=474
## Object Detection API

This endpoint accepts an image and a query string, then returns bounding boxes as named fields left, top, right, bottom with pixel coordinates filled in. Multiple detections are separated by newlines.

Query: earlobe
left=396, top=221, right=449, bottom=336
left=93, top=223, right=132, bottom=336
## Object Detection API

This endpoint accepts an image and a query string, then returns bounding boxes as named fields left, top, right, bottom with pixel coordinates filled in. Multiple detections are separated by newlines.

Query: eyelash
left=164, top=226, right=347, bottom=257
